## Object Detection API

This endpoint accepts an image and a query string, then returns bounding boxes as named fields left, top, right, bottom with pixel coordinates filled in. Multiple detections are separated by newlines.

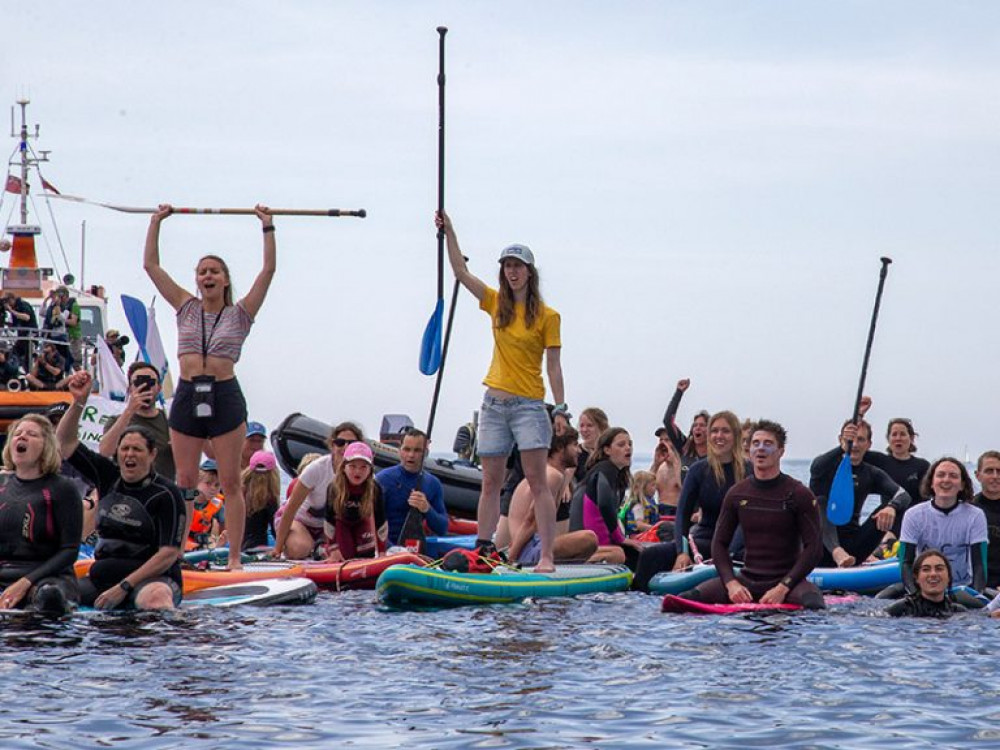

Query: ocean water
left=3, top=456, right=998, bottom=749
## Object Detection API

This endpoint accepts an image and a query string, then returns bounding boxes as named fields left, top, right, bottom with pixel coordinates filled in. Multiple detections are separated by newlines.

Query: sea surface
left=2, top=460, right=999, bottom=749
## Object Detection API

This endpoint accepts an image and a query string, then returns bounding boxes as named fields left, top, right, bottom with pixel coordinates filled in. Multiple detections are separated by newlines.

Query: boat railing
left=0, top=325, right=101, bottom=391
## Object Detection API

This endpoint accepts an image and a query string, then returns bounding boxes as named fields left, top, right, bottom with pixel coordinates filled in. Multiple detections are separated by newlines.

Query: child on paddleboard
left=323, top=442, right=388, bottom=561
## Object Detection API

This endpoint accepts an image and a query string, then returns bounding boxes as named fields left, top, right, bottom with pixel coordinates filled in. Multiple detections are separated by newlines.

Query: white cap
left=498, top=243, right=535, bottom=266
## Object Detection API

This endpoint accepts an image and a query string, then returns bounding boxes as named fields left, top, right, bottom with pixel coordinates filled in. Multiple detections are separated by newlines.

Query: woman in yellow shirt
left=436, top=211, right=565, bottom=573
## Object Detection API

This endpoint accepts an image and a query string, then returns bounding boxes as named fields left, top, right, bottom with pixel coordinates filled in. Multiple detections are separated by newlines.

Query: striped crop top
left=176, top=297, right=254, bottom=362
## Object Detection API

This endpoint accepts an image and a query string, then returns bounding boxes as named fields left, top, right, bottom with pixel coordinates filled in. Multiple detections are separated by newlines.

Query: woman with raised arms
left=144, top=203, right=275, bottom=570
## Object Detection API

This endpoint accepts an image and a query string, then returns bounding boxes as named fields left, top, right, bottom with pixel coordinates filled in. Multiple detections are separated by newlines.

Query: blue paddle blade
left=826, top=453, right=855, bottom=525
left=419, top=300, right=444, bottom=375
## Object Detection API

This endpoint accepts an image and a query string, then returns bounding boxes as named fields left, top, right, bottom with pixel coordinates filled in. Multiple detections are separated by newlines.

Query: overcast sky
left=3, top=1, right=999, bottom=460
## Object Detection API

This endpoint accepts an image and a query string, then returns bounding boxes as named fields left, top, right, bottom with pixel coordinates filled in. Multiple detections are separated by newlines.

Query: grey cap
left=498, top=243, right=535, bottom=267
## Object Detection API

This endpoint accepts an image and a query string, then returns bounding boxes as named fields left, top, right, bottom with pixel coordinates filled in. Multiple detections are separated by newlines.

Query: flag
left=40, top=177, right=60, bottom=195
left=95, top=334, right=129, bottom=401
left=121, top=294, right=174, bottom=400
left=4, top=175, right=22, bottom=194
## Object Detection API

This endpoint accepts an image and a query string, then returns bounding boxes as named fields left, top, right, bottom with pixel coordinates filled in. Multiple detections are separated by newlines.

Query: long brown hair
left=327, top=459, right=377, bottom=519
left=327, top=421, right=364, bottom=450
left=495, top=263, right=543, bottom=329
left=586, top=427, right=632, bottom=488
left=706, top=411, right=746, bottom=487
left=242, top=465, right=280, bottom=515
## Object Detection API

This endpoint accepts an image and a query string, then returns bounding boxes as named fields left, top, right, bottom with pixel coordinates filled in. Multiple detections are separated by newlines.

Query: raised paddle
left=419, top=26, right=448, bottom=376
left=45, top=194, right=366, bottom=217
left=827, top=257, right=893, bottom=525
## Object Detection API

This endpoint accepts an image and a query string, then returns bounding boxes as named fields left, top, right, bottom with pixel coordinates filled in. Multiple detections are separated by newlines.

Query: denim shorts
left=518, top=534, right=542, bottom=566
left=477, top=394, right=552, bottom=457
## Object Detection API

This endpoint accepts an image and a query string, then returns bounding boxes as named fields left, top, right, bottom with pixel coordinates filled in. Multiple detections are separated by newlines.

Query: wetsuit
left=375, top=464, right=448, bottom=545
left=244, top=500, right=277, bottom=550
left=810, top=447, right=911, bottom=566
left=68, top=443, right=186, bottom=605
left=0, top=473, right=82, bottom=610
left=898, top=499, right=987, bottom=592
left=863, top=452, right=930, bottom=509
left=685, top=473, right=825, bottom=609
left=972, top=492, right=1000, bottom=590
left=674, top=458, right=749, bottom=561
left=886, top=594, right=965, bottom=618
left=659, top=387, right=704, bottom=476
left=323, top=484, right=387, bottom=559
left=569, top=459, right=627, bottom=547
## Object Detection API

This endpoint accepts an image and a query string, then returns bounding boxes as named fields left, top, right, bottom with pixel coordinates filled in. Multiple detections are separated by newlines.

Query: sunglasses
left=331, top=438, right=354, bottom=448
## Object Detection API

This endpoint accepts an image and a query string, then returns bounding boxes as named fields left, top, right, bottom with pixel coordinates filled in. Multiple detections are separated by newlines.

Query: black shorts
left=79, top=574, right=183, bottom=609
left=169, top=377, right=247, bottom=439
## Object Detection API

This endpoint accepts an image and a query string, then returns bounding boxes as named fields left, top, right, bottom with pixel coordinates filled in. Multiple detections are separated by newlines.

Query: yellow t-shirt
left=479, top=287, right=561, bottom=400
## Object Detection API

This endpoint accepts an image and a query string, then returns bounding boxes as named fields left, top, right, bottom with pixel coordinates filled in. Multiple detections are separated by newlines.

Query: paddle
left=827, top=257, right=893, bottom=525
left=419, top=26, right=448, bottom=376
left=398, top=474, right=428, bottom=555
left=45, top=194, right=366, bottom=217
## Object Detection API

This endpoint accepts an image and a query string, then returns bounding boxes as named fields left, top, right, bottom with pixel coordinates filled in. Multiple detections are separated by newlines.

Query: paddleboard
left=181, top=577, right=317, bottom=608
left=806, top=558, right=900, bottom=594
left=377, top=562, right=632, bottom=609
left=661, top=594, right=802, bottom=615
left=424, top=534, right=477, bottom=559
left=299, top=552, right=426, bottom=590
left=647, top=564, right=725, bottom=595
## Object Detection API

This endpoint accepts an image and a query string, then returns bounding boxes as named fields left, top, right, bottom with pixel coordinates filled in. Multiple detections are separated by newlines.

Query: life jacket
left=189, top=495, right=224, bottom=537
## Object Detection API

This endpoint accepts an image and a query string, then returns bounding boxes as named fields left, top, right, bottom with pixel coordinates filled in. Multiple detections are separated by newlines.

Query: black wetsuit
left=810, top=447, right=911, bottom=566
left=68, top=443, right=186, bottom=603
left=674, top=458, right=749, bottom=561
left=863, top=452, right=930, bottom=509
left=0, top=473, right=82, bottom=607
left=972, top=492, right=1000, bottom=590
left=659, top=387, right=705, bottom=477
left=244, top=501, right=277, bottom=550
left=886, top=594, right=964, bottom=618
left=686, top=473, right=825, bottom=609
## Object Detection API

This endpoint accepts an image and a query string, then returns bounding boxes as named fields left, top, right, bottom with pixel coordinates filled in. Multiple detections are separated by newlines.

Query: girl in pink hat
left=323, top=442, right=387, bottom=561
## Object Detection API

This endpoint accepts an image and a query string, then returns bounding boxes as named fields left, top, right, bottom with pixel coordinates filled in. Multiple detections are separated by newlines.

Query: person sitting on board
left=274, top=421, right=364, bottom=559
left=0, top=414, right=82, bottom=616
left=810, top=419, right=911, bottom=568
left=286, top=452, right=322, bottom=501
left=322, top=442, right=387, bottom=562
left=26, top=342, right=70, bottom=391
left=375, top=428, right=448, bottom=551
left=56, top=371, right=186, bottom=611
left=680, top=420, right=826, bottom=610
left=673, top=410, right=751, bottom=571
left=650, top=427, right=682, bottom=516
left=658, top=378, right=709, bottom=476
left=575, top=407, right=609, bottom=483
left=973, top=451, right=1000, bottom=596
left=508, top=427, right=598, bottom=566
left=887, top=549, right=965, bottom=618
left=187, top=458, right=224, bottom=550
left=217, top=450, right=279, bottom=551
left=99, top=362, right=175, bottom=481
left=898, top=457, right=987, bottom=598
left=620, top=470, right=658, bottom=536
left=569, top=427, right=644, bottom=567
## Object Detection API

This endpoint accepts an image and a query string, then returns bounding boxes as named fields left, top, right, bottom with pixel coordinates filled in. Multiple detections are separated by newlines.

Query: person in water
left=810, top=420, right=911, bottom=567
left=323, top=442, right=387, bottom=561
left=0, top=414, right=82, bottom=615
left=673, top=410, right=749, bottom=570
left=274, top=421, right=364, bottom=559
left=887, top=549, right=964, bottom=618
left=144, top=203, right=275, bottom=570
left=682, top=420, right=825, bottom=609
left=57, top=371, right=186, bottom=610
left=973, top=451, right=1000, bottom=594
left=508, top=428, right=598, bottom=566
left=437, top=210, right=565, bottom=573
left=375, top=428, right=448, bottom=547
left=898, top=457, right=986, bottom=594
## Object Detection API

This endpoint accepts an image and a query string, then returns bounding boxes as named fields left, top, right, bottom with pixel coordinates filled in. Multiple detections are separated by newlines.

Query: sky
left=2, top=1, right=999, bottom=461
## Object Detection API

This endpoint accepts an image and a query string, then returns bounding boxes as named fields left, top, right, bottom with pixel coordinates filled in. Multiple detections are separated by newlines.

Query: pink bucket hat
left=343, top=441, right=374, bottom=465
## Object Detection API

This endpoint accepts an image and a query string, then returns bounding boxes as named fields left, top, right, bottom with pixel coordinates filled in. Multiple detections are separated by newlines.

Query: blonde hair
left=706, top=411, right=746, bottom=487
left=626, top=470, right=656, bottom=509
left=296, top=452, right=323, bottom=474
left=241, top=465, right=280, bottom=516
left=197, top=255, right=234, bottom=306
left=3, top=415, right=62, bottom=476
left=327, top=460, right=377, bottom=520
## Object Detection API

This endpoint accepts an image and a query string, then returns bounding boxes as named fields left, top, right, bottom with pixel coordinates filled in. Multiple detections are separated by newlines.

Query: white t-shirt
left=292, top=455, right=335, bottom=529
left=900, top=500, right=988, bottom=586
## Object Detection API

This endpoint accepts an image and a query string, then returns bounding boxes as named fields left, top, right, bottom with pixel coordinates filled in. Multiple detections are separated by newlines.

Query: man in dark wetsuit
left=973, top=451, right=1000, bottom=593
left=810, top=420, right=911, bottom=568
left=682, top=420, right=825, bottom=609
left=887, top=550, right=964, bottom=618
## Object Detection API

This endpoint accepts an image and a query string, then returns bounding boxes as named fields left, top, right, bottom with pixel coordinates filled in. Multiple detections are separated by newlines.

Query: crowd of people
left=1, top=205, right=998, bottom=621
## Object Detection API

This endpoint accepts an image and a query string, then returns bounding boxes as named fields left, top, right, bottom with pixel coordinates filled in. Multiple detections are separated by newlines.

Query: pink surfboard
left=661, top=593, right=857, bottom=614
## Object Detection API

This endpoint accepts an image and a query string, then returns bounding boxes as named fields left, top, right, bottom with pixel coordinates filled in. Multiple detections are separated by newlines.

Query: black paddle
left=827, top=257, right=893, bottom=525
